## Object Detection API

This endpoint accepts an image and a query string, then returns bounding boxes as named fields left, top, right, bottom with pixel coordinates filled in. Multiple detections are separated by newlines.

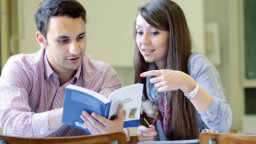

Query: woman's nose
left=141, top=33, right=151, bottom=44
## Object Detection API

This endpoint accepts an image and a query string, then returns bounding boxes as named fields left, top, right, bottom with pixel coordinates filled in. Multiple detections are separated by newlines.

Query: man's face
left=44, top=16, right=86, bottom=74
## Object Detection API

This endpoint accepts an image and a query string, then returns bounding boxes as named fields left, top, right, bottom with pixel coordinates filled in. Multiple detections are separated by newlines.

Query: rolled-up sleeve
left=32, top=111, right=55, bottom=137
left=0, top=84, right=54, bottom=137
left=200, top=97, right=232, bottom=132
left=189, top=54, right=232, bottom=133
left=0, top=58, right=54, bottom=137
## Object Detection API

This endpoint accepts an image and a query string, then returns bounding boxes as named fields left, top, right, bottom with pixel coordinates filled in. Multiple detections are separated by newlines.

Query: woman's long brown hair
left=134, top=0, right=198, bottom=140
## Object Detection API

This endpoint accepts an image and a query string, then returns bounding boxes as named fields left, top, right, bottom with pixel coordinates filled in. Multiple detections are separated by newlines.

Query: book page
left=108, top=84, right=143, bottom=124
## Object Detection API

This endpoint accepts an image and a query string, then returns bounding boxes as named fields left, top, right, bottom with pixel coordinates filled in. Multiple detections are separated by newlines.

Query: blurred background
left=1, top=0, right=255, bottom=134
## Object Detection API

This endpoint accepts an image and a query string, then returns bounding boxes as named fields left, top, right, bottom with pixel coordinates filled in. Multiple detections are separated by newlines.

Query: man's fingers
left=80, top=107, right=124, bottom=135
left=81, top=111, right=104, bottom=132
left=91, top=112, right=109, bottom=127
left=117, top=104, right=125, bottom=120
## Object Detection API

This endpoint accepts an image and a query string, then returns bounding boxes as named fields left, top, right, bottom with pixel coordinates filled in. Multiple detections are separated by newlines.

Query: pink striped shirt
left=0, top=48, right=121, bottom=137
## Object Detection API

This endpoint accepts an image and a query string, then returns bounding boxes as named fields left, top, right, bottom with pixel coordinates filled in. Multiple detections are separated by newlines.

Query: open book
left=62, top=83, right=144, bottom=134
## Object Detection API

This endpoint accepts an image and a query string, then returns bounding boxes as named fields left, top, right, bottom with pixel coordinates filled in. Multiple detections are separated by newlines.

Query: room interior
left=1, top=0, right=255, bottom=136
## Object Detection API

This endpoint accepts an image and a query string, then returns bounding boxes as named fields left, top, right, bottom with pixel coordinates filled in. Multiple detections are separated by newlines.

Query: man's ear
left=36, top=31, right=47, bottom=49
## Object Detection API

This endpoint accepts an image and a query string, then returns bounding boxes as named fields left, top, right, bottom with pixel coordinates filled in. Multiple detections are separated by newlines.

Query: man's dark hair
left=35, top=0, right=86, bottom=38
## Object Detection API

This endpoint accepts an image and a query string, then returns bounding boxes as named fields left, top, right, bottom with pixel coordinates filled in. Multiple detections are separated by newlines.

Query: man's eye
left=136, top=31, right=143, bottom=35
left=58, top=39, right=69, bottom=43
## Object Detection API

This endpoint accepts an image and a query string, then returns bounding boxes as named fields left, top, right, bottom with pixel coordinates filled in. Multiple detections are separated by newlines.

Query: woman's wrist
left=179, top=74, right=200, bottom=99
left=184, top=83, right=200, bottom=100
left=180, top=73, right=197, bottom=93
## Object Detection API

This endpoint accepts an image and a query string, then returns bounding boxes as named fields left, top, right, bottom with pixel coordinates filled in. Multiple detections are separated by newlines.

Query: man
left=0, top=0, right=124, bottom=137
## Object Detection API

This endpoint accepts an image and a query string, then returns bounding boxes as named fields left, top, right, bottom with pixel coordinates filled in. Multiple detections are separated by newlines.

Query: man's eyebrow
left=56, top=32, right=86, bottom=40
left=57, top=35, right=69, bottom=39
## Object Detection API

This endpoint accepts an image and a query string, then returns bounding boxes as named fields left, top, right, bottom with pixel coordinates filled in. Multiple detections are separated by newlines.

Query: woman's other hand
left=137, top=125, right=158, bottom=141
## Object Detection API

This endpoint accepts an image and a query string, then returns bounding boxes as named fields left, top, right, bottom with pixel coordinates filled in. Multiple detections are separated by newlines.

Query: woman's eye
left=77, top=35, right=84, bottom=41
left=151, top=31, right=159, bottom=36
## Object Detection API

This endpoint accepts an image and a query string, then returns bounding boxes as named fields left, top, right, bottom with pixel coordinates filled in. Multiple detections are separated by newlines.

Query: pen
left=144, top=118, right=150, bottom=127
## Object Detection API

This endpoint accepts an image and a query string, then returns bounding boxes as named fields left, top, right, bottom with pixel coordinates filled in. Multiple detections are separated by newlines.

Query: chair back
left=199, top=132, right=223, bottom=144
left=127, top=135, right=139, bottom=144
left=0, top=131, right=127, bottom=144
left=200, top=132, right=256, bottom=144
left=219, top=134, right=256, bottom=144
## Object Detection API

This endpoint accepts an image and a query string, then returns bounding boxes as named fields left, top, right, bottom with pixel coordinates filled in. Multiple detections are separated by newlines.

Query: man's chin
left=64, top=64, right=81, bottom=71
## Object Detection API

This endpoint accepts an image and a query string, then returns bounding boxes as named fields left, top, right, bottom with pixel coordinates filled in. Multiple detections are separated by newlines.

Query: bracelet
left=184, top=83, right=200, bottom=99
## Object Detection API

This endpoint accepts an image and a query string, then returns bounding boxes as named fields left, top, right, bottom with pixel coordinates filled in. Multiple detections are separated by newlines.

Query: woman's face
left=136, top=14, right=169, bottom=69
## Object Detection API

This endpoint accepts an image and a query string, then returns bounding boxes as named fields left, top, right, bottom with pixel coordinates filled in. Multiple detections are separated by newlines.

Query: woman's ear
left=36, top=31, right=47, bottom=49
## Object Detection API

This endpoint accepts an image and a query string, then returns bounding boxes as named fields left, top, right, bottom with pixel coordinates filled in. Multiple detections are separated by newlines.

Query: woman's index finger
left=140, top=70, right=162, bottom=77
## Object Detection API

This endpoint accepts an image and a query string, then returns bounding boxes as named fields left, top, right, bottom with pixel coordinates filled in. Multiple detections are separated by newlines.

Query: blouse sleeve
left=188, top=54, right=232, bottom=133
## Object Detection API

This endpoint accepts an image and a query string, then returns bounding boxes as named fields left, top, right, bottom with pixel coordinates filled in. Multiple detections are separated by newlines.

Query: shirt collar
left=44, top=51, right=54, bottom=79
left=73, top=65, right=81, bottom=83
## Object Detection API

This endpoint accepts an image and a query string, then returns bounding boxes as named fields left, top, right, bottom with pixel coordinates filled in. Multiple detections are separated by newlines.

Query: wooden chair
left=199, top=132, right=224, bottom=144
left=230, top=128, right=238, bottom=134
left=200, top=132, right=256, bottom=144
left=127, top=135, right=139, bottom=144
left=0, top=131, right=127, bottom=144
left=219, top=134, right=256, bottom=144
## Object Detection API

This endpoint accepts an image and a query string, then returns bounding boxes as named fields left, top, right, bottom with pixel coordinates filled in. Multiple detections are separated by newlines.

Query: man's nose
left=69, top=41, right=80, bottom=55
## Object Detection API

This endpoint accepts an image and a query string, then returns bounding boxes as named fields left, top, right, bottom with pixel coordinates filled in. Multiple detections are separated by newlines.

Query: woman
left=134, top=0, right=232, bottom=141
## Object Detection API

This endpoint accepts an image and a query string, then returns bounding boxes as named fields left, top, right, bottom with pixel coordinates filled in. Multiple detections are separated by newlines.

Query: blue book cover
left=62, top=83, right=143, bottom=134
